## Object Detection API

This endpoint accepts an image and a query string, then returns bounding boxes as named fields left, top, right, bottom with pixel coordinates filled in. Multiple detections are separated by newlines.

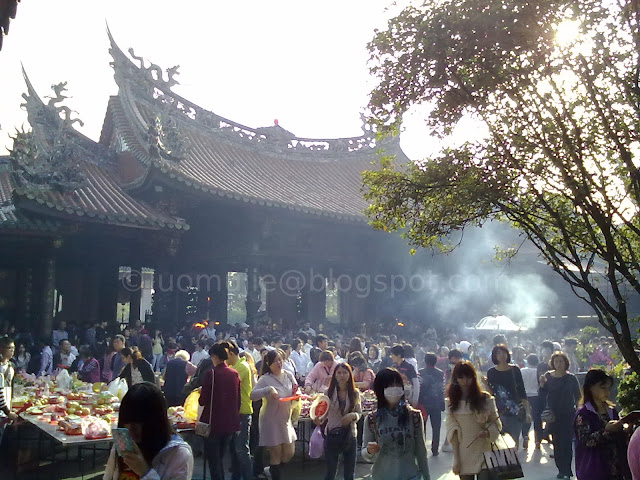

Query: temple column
left=338, top=285, right=366, bottom=328
left=265, top=270, right=300, bottom=329
left=245, top=267, right=261, bottom=325
left=40, top=256, right=56, bottom=337
left=207, top=271, right=228, bottom=324
left=301, top=271, right=326, bottom=326
left=98, top=263, right=119, bottom=329
left=84, top=267, right=101, bottom=325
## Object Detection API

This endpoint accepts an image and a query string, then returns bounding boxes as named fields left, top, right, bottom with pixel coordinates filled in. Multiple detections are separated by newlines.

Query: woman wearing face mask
left=103, top=382, right=193, bottom=479
left=362, top=368, right=430, bottom=480
left=446, top=361, right=501, bottom=480
left=573, top=369, right=632, bottom=480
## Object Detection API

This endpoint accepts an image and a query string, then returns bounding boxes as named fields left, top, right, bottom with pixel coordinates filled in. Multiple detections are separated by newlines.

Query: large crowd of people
left=0, top=317, right=639, bottom=480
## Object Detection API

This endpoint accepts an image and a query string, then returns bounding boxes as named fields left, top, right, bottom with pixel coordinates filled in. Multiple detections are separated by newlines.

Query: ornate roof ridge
left=106, top=29, right=394, bottom=158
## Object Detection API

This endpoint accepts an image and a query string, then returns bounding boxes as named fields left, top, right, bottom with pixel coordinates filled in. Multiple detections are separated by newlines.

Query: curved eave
left=13, top=191, right=189, bottom=231
left=148, top=162, right=369, bottom=225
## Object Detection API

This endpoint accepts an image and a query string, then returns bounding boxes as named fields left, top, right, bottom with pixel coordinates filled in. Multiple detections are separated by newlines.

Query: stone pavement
left=0, top=422, right=569, bottom=480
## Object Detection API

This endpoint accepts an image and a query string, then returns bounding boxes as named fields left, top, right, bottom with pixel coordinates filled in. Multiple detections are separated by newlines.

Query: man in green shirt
left=226, top=340, right=253, bottom=480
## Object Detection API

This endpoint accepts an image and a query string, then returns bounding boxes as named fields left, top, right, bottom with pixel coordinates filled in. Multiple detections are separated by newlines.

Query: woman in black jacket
left=118, top=347, right=155, bottom=387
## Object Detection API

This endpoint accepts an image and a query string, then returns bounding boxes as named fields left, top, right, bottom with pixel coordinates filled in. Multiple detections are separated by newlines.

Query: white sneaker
left=263, top=466, right=271, bottom=479
left=441, top=443, right=453, bottom=452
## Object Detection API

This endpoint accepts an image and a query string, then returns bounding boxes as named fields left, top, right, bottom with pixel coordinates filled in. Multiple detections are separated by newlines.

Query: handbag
left=325, top=426, right=351, bottom=450
left=541, top=408, right=556, bottom=424
left=483, top=435, right=525, bottom=479
left=540, top=373, right=556, bottom=424
left=195, top=368, right=215, bottom=437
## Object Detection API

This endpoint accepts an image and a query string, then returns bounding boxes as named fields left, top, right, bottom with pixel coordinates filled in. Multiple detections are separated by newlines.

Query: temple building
left=0, top=31, right=410, bottom=336
left=2, top=32, right=631, bottom=338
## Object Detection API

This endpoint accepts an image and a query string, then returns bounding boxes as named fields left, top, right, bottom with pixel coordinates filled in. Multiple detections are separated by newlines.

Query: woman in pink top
left=304, top=350, right=338, bottom=393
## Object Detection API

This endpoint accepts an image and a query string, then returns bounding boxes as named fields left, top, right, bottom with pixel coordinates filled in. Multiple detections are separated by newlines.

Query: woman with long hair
left=103, top=382, right=193, bottom=479
left=317, top=363, right=362, bottom=480
left=12, top=342, right=30, bottom=373
left=118, top=347, right=155, bottom=387
left=446, top=361, right=501, bottom=480
left=573, top=369, right=632, bottom=480
left=539, top=351, right=581, bottom=479
left=250, top=349, right=298, bottom=480
left=362, top=368, right=430, bottom=480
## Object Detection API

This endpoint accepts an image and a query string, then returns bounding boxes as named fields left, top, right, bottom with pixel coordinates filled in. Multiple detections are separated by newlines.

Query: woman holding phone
left=574, top=369, right=633, bottom=480
left=103, top=382, right=193, bottom=479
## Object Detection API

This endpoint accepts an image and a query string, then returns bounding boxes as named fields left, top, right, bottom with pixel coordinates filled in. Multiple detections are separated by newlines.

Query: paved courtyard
left=0, top=422, right=569, bottom=480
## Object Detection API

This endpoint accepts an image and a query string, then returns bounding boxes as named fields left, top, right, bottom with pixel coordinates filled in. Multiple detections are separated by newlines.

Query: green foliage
left=578, top=326, right=599, bottom=345
left=365, top=0, right=640, bottom=374
left=617, top=371, right=640, bottom=414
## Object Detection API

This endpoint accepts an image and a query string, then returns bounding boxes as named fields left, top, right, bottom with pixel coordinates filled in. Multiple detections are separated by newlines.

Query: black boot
left=270, top=463, right=282, bottom=480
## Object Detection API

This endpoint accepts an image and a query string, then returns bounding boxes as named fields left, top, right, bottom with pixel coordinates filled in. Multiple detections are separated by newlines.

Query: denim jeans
left=324, top=434, right=356, bottom=480
left=231, top=414, right=253, bottom=480
left=205, top=432, right=234, bottom=480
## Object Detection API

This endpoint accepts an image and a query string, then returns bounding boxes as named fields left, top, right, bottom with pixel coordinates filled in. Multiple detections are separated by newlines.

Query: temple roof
left=3, top=73, right=189, bottom=232
left=102, top=30, right=407, bottom=223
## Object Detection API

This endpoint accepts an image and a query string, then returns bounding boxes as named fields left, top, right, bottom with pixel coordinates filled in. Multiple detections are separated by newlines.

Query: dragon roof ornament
left=106, top=29, right=394, bottom=159
left=9, top=70, right=96, bottom=192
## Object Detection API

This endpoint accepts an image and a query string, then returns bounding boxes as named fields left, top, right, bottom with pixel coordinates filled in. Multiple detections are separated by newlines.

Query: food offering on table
left=59, top=415, right=83, bottom=435
left=81, top=416, right=111, bottom=440
left=309, top=394, right=330, bottom=422
left=168, top=406, right=195, bottom=429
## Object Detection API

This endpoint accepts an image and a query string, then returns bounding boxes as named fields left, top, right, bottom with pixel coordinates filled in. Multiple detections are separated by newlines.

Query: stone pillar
left=338, top=286, right=366, bottom=328
left=98, top=263, right=119, bottom=329
left=301, top=272, right=326, bottom=326
left=127, top=266, right=143, bottom=323
left=84, top=267, right=101, bottom=325
left=265, top=270, right=300, bottom=329
left=245, top=267, right=261, bottom=325
left=207, top=271, right=228, bottom=324
left=40, top=256, right=56, bottom=337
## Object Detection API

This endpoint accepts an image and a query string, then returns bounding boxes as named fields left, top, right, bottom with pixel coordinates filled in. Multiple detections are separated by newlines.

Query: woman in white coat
left=446, top=361, right=502, bottom=480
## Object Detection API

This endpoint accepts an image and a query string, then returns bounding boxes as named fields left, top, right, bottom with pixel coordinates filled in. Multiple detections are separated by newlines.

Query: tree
left=364, top=0, right=640, bottom=373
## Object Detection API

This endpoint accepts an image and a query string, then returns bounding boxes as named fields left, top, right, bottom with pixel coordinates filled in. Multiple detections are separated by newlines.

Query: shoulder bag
left=195, top=368, right=215, bottom=437
left=510, top=366, right=527, bottom=422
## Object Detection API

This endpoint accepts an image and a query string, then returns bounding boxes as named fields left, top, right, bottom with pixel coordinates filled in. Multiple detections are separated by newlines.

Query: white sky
left=0, top=0, right=444, bottom=159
